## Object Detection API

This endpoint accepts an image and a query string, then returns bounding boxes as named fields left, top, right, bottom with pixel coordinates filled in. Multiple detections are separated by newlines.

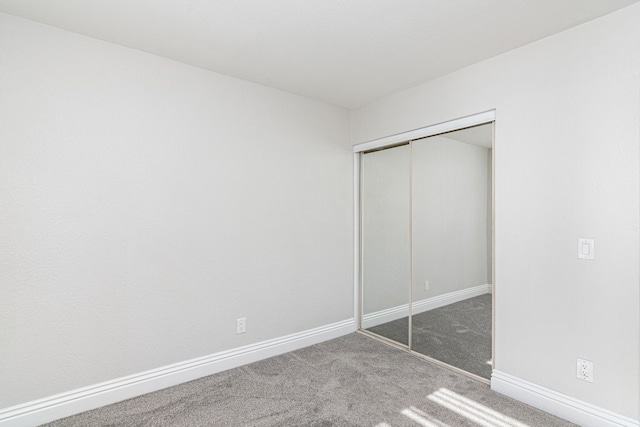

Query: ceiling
left=1, top=0, right=638, bottom=109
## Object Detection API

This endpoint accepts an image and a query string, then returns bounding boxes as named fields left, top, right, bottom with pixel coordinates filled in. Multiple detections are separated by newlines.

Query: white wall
left=0, top=12, right=353, bottom=408
left=353, top=4, right=640, bottom=421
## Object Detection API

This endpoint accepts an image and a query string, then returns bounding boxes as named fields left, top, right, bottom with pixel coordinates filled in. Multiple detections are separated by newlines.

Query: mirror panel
left=361, top=144, right=411, bottom=346
left=410, top=124, right=493, bottom=379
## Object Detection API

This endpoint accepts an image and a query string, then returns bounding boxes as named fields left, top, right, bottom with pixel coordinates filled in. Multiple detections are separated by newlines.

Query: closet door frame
left=354, top=110, right=496, bottom=382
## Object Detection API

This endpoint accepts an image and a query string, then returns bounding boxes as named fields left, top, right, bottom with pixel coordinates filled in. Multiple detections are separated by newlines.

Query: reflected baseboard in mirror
left=365, top=292, right=491, bottom=380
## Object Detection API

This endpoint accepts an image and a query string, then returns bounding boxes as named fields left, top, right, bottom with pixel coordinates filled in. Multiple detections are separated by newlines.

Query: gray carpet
left=43, top=333, right=575, bottom=426
left=367, top=294, right=492, bottom=379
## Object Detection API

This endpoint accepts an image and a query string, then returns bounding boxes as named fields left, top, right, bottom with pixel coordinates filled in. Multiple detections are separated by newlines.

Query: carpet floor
left=43, top=332, right=575, bottom=426
left=367, top=294, right=492, bottom=379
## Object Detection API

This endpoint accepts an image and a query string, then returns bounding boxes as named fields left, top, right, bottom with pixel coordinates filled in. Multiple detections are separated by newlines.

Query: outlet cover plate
left=236, top=318, right=246, bottom=334
left=576, top=358, right=593, bottom=382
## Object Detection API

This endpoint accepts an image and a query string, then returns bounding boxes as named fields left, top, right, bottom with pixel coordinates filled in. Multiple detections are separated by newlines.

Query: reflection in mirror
left=361, top=144, right=410, bottom=346
left=410, top=124, right=493, bottom=379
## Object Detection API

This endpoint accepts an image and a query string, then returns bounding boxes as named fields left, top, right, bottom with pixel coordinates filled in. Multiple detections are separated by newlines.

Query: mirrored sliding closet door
left=360, top=122, right=494, bottom=381
left=410, top=124, right=493, bottom=379
left=361, top=143, right=411, bottom=347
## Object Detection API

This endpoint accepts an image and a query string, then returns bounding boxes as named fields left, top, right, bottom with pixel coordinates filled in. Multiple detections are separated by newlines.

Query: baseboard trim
left=491, top=370, right=639, bottom=427
left=0, top=318, right=357, bottom=427
left=362, top=302, right=409, bottom=329
left=362, top=284, right=491, bottom=329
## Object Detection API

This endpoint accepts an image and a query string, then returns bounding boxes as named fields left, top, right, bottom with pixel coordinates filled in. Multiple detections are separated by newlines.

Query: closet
left=359, top=121, right=494, bottom=381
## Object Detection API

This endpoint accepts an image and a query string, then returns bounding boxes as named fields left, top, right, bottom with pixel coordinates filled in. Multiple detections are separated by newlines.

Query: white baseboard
left=491, top=370, right=639, bottom=427
left=362, top=284, right=491, bottom=329
left=0, top=319, right=356, bottom=427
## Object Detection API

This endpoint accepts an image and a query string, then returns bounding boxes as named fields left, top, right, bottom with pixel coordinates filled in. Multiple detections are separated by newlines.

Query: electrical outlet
left=576, top=358, right=593, bottom=382
left=236, top=318, right=246, bottom=334
left=425, top=280, right=430, bottom=291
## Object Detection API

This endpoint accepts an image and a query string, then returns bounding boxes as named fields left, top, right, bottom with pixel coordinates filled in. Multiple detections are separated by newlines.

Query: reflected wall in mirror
left=411, top=124, right=493, bottom=379
left=361, top=144, right=410, bottom=346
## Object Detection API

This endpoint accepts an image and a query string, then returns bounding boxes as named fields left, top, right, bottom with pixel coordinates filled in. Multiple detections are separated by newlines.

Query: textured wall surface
left=0, top=12, right=352, bottom=408
left=352, top=4, right=640, bottom=420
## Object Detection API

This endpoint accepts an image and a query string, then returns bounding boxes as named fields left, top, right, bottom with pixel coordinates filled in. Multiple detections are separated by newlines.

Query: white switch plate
left=577, top=238, right=594, bottom=260
left=424, top=280, right=429, bottom=291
